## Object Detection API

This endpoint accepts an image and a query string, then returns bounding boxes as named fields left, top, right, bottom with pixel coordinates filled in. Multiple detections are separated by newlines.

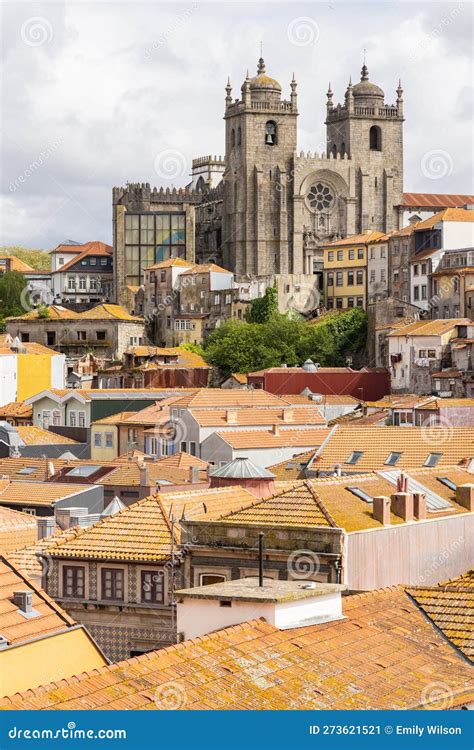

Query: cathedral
left=113, top=56, right=405, bottom=307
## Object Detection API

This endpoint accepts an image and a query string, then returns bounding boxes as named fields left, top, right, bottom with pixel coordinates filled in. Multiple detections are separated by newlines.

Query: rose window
left=307, top=183, right=335, bottom=211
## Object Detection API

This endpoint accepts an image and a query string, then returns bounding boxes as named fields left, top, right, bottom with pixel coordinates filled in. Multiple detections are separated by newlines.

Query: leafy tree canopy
left=0, top=246, right=51, bottom=271
left=0, top=271, right=29, bottom=318
left=203, top=307, right=367, bottom=375
left=245, top=285, right=278, bottom=323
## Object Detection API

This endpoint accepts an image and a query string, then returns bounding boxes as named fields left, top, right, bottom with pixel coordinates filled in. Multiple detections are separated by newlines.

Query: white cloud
left=0, top=0, right=472, bottom=249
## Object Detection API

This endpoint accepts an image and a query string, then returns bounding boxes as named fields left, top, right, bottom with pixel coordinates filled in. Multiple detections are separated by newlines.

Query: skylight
left=345, top=451, right=364, bottom=465
left=424, top=452, right=443, bottom=468
left=17, top=467, right=36, bottom=475
left=66, top=465, right=101, bottom=477
left=385, top=452, right=402, bottom=466
left=437, top=477, right=456, bottom=491
left=346, top=486, right=373, bottom=503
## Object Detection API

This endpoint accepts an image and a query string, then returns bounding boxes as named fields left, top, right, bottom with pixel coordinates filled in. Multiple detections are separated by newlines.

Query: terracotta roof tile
left=15, top=426, right=78, bottom=446
left=400, top=193, right=474, bottom=208
left=173, top=390, right=292, bottom=409
left=388, top=318, right=470, bottom=337
left=0, top=556, right=75, bottom=646
left=2, top=588, right=471, bottom=709
left=321, top=231, right=385, bottom=247
left=408, top=571, right=474, bottom=661
left=0, top=507, right=37, bottom=555
left=0, top=481, right=93, bottom=508
left=189, top=407, right=326, bottom=427
left=215, top=427, right=332, bottom=450
left=413, top=207, right=474, bottom=230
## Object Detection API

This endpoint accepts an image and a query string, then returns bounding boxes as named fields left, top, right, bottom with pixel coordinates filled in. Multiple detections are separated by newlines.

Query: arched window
left=369, top=126, right=382, bottom=151
left=331, top=144, right=337, bottom=158
left=265, top=121, right=277, bottom=145
left=340, top=142, right=345, bottom=156
left=237, top=127, right=242, bottom=146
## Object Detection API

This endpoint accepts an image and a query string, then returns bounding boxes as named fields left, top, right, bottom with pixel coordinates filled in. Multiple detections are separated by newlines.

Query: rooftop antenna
left=260, top=40, right=263, bottom=58
left=258, top=532, right=265, bottom=588
left=363, top=47, right=366, bottom=65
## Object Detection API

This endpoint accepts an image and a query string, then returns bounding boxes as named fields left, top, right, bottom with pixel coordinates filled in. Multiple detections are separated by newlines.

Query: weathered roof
left=321, top=231, right=385, bottom=248
left=7, top=303, right=142, bottom=322
left=400, top=193, right=474, bottom=209
left=214, top=427, right=332, bottom=450
left=0, top=255, right=36, bottom=272
left=408, top=571, right=474, bottom=662
left=0, top=556, right=75, bottom=646
left=2, top=587, right=471, bottom=709
left=14, top=426, right=78, bottom=446
left=388, top=318, right=470, bottom=337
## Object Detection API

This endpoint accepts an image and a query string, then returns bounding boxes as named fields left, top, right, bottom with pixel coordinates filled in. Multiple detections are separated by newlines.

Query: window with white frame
left=69, top=411, right=77, bottom=427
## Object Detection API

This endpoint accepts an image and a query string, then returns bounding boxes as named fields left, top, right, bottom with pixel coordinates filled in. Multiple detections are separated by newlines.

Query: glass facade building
left=124, top=213, right=186, bottom=286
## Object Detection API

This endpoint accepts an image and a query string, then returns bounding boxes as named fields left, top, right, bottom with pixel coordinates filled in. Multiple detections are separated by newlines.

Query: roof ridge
left=305, top=480, right=338, bottom=527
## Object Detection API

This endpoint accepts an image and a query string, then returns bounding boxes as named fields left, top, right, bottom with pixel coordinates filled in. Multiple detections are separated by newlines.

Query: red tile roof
left=401, top=193, right=474, bottom=209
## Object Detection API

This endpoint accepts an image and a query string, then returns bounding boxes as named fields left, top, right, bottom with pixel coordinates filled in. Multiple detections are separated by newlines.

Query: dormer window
left=265, top=121, right=277, bottom=145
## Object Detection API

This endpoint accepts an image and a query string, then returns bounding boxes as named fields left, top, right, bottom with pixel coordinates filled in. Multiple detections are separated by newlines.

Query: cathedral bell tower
left=325, top=63, right=404, bottom=232
left=222, top=58, right=298, bottom=278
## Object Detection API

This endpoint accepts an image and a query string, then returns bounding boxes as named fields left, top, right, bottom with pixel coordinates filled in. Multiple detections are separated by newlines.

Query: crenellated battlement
left=326, top=103, right=402, bottom=122
left=294, top=150, right=351, bottom=162
left=192, top=155, right=225, bottom=167
left=113, top=183, right=202, bottom=205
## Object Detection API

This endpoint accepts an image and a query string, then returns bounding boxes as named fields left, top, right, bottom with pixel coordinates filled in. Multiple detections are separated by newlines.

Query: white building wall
left=210, top=270, right=234, bottom=291
left=51, top=354, right=66, bottom=389
left=441, top=221, right=474, bottom=250
left=0, top=354, right=17, bottom=406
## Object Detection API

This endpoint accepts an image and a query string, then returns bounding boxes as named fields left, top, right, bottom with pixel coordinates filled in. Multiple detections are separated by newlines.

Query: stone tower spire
left=290, top=72, right=298, bottom=113
left=326, top=82, right=333, bottom=115
left=396, top=79, right=403, bottom=116
left=225, top=77, right=232, bottom=109
left=257, top=56, right=266, bottom=75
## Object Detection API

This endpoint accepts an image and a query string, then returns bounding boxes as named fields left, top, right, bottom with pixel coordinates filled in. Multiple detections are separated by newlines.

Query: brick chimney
left=456, top=483, right=474, bottom=511
left=189, top=466, right=201, bottom=484
left=373, top=496, right=391, bottom=525
left=390, top=492, right=414, bottom=522
left=226, top=409, right=238, bottom=424
left=413, top=492, right=427, bottom=520
left=139, top=461, right=149, bottom=487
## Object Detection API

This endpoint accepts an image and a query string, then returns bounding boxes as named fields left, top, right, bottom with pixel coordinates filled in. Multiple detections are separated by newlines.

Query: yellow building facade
left=322, top=231, right=384, bottom=311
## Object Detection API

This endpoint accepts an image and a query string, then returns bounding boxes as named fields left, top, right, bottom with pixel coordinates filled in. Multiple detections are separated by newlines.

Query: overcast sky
left=1, top=0, right=472, bottom=250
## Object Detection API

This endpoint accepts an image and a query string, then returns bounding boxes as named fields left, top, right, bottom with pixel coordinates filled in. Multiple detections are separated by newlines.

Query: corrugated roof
left=400, top=193, right=474, bottom=208
left=2, top=587, right=472, bottom=709
left=209, top=457, right=275, bottom=480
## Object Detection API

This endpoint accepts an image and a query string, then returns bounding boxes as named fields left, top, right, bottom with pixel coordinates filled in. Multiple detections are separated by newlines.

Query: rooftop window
left=346, top=486, right=373, bottom=503
left=384, top=451, right=402, bottom=466
left=345, top=450, right=364, bottom=465
left=424, top=452, right=442, bottom=468
left=66, top=465, right=101, bottom=477
left=17, top=467, right=36, bottom=475
left=436, top=477, right=456, bottom=491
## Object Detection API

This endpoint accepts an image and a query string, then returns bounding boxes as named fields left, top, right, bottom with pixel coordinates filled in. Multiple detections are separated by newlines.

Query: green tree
left=0, top=246, right=51, bottom=271
left=0, top=271, right=29, bottom=317
left=245, top=286, right=278, bottom=323
left=204, top=320, right=281, bottom=375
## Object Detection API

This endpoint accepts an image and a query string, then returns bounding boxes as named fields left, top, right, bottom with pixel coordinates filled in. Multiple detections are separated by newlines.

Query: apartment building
left=322, top=231, right=384, bottom=310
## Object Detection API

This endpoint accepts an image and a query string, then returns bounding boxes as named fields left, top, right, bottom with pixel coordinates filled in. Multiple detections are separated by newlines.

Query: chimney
left=334, top=464, right=342, bottom=477
left=373, top=496, right=391, bottom=525
left=390, top=492, right=414, bottom=522
left=396, top=473, right=408, bottom=493
left=139, top=461, right=149, bottom=487
left=282, top=408, right=294, bottom=423
left=37, top=517, right=56, bottom=539
left=13, top=590, right=33, bottom=615
left=189, top=466, right=201, bottom=484
left=226, top=409, right=238, bottom=424
left=455, top=483, right=474, bottom=512
left=413, top=492, right=427, bottom=520
left=46, top=461, right=55, bottom=480
left=272, top=424, right=280, bottom=436
left=176, top=578, right=346, bottom=642
left=0, top=475, right=10, bottom=494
